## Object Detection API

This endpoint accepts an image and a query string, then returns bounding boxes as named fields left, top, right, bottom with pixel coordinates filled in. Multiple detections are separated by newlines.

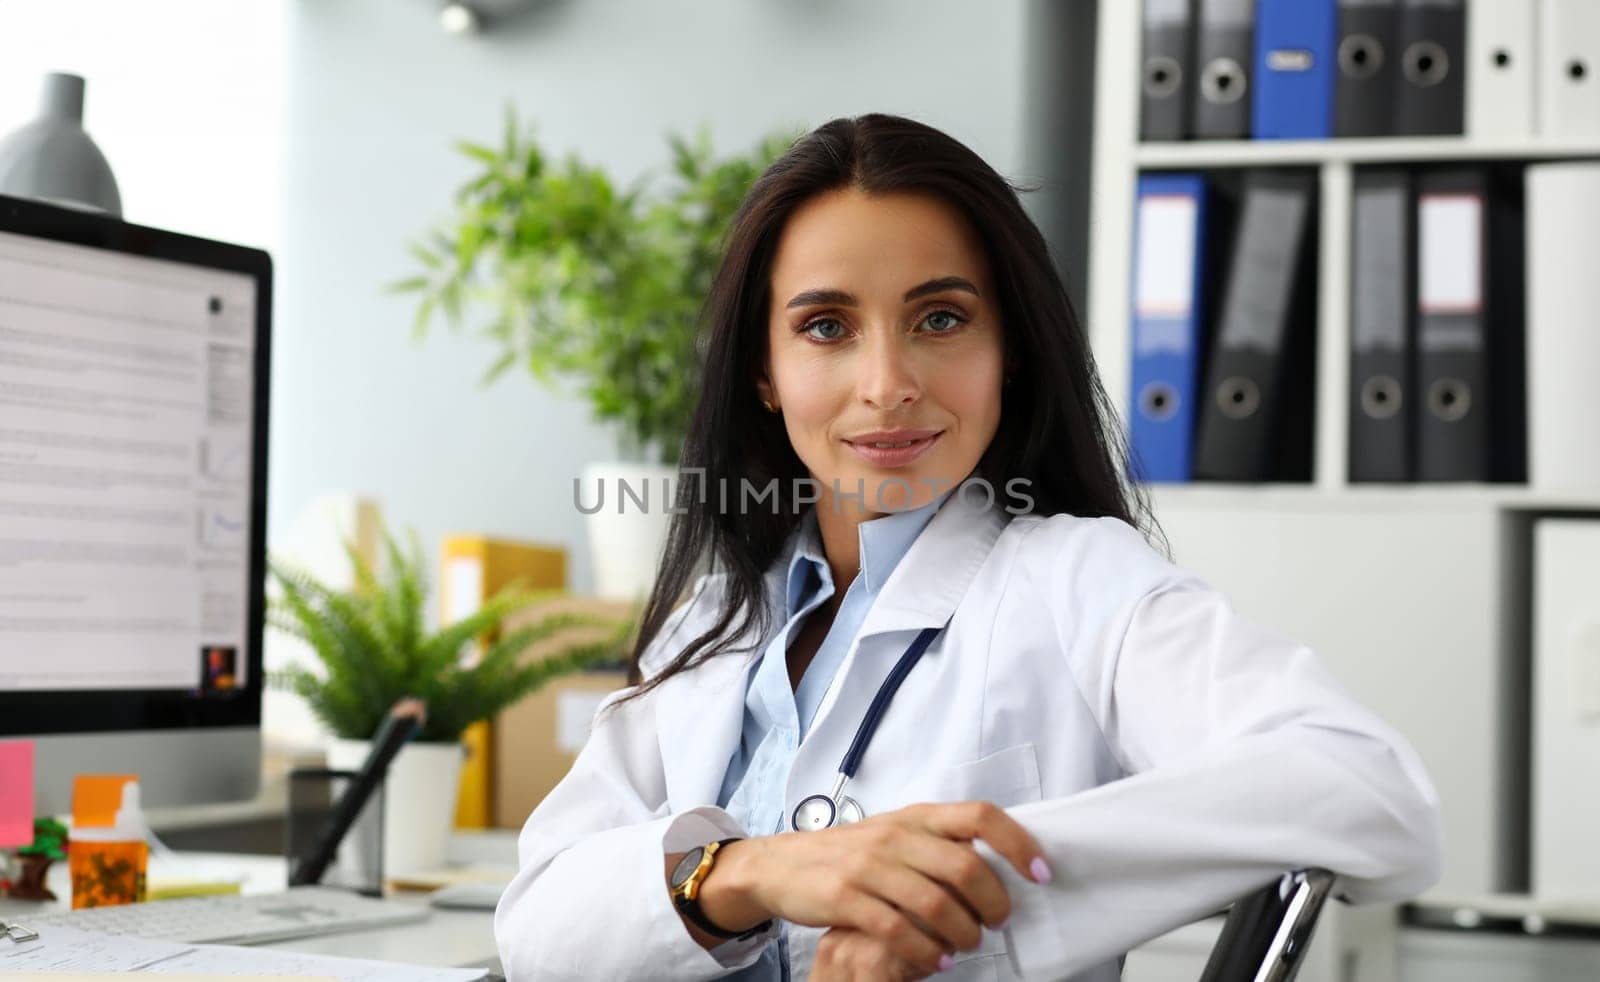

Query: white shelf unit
left=1135, top=136, right=1600, bottom=169
left=1089, top=2, right=1600, bottom=501
left=1086, top=0, right=1600, bottom=913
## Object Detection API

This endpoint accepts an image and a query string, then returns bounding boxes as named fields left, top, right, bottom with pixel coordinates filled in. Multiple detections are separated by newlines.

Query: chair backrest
left=1197, top=869, right=1337, bottom=982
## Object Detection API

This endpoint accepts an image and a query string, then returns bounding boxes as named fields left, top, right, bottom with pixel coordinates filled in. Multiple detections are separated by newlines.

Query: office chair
left=1196, top=869, right=1338, bottom=982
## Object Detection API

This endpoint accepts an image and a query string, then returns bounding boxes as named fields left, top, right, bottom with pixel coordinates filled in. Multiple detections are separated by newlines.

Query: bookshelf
left=1084, top=1, right=1600, bottom=907
left=1135, top=136, right=1600, bottom=168
left=1089, top=1, right=1600, bottom=502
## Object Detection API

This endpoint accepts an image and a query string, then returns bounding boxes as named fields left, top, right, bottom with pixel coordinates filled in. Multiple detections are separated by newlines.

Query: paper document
left=386, top=866, right=513, bottom=893
left=0, top=925, right=488, bottom=981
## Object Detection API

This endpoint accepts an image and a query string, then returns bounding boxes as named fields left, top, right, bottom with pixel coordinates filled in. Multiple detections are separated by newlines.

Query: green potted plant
left=394, top=113, right=793, bottom=598
left=267, top=521, right=633, bottom=875
left=2, top=817, right=68, bottom=901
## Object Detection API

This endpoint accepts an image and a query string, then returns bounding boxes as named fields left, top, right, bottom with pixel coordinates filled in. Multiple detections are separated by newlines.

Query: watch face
left=671, top=846, right=707, bottom=890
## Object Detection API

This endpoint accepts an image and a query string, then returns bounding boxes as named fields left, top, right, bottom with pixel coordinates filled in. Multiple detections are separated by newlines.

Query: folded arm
left=990, top=520, right=1442, bottom=980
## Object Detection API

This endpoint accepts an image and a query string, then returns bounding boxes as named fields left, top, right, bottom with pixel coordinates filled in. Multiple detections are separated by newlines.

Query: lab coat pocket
left=946, top=951, right=1008, bottom=981
left=915, top=743, right=1042, bottom=974
left=920, top=741, right=1043, bottom=809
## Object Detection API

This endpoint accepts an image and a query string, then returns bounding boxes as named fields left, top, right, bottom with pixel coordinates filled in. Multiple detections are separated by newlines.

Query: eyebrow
left=783, top=275, right=980, bottom=310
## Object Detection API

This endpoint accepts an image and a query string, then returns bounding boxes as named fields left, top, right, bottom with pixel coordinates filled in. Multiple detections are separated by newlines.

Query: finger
left=862, top=859, right=984, bottom=952
left=892, top=833, right=1013, bottom=929
left=811, top=930, right=849, bottom=982
left=854, top=933, right=929, bottom=982
left=916, top=800, right=1052, bottom=886
left=836, top=928, right=937, bottom=982
left=837, top=892, right=950, bottom=978
left=817, top=931, right=925, bottom=982
left=874, top=945, right=931, bottom=982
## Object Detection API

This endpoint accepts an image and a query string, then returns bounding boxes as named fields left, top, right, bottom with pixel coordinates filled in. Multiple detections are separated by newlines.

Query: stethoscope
left=790, top=624, right=945, bottom=832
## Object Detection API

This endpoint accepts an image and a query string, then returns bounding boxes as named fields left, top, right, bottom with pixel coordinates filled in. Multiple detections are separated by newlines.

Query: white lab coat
left=494, top=486, right=1442, bottom=981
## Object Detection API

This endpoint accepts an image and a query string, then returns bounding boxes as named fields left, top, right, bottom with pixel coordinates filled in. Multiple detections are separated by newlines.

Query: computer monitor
left=0, top=193, right=271, bottom=815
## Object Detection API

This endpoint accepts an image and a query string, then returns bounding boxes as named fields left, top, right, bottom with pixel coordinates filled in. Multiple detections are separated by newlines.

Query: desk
left=259, top=899, right=499, bottom=972
left=0, top=830, right=513, bottom=976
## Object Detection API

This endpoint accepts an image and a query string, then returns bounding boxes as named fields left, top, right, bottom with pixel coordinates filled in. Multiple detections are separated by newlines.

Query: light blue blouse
left=713, top=493, right=946, bottom=980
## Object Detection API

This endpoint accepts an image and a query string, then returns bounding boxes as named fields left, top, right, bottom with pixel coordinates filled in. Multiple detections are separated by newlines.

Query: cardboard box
left=490, top=597, right=635, bottom=830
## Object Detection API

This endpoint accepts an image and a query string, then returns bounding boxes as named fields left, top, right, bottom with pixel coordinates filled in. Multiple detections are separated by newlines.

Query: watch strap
left=674, top=838, right=774, bottom=941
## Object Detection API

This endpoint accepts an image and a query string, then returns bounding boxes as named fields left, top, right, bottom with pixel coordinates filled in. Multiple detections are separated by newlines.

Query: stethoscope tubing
left=791, top=624, right=945, bottom=832
left=839, top=625, right=944, bottom=779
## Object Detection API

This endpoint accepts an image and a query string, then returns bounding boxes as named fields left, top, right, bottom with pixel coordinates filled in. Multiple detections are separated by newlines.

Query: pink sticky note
left=0, top=740, right=35, bottom=849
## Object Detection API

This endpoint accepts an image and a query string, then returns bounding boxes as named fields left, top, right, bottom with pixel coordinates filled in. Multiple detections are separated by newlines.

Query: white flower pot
left=579, top=461, right=676, bottom=600
left=327, top=738, right=464, bottom=878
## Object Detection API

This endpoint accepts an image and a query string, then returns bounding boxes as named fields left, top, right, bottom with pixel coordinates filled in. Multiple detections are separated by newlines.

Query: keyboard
left=24, top=886, right=430, bottom=945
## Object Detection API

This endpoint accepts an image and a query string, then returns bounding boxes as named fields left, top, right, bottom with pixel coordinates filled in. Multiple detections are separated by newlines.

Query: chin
left=839, top=468, right=949, bottom=513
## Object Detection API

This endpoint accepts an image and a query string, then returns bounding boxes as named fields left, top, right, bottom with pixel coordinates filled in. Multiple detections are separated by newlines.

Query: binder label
left=1419, top=193, right=1483, bottom=315
left=557, top=690, right=610, bottom=753
left=1201, top=0, right=1253, bottom=29
left=444, top=556, right=485, bottom=625
left=1135, top=194, right=1198, bottom=319
left=1354, top=183, right=1409, bottom=349
left=1218, top=185, right=1310, bottom=352
left=1267, top=49, right=1317, bottom=72
left=1145, top=0, right=1190, bottom=26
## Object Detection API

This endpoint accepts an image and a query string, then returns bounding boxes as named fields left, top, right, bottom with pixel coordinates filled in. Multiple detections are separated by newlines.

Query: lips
left=843, top=429, right=943, bottom=467
left=845, top=428, right=941, bottom=445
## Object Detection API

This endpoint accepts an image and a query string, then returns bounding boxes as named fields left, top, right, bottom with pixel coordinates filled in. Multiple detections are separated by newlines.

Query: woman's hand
left=811, top=926, right=932, bottom=981
left=711, top=800, right=1047, bottom=978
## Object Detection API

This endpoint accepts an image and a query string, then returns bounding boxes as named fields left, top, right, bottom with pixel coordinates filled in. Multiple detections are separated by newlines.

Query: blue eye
left=922, top=309, right=965, bottom=333
left=803, top=318, right=845, bottom=341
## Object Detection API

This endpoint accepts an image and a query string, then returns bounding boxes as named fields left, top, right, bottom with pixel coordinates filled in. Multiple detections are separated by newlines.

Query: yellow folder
left=439, top=535, right=567, bottom=828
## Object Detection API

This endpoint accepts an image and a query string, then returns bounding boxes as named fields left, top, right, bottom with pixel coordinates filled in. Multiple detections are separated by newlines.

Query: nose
left=855, top=331, right=921, bottom=410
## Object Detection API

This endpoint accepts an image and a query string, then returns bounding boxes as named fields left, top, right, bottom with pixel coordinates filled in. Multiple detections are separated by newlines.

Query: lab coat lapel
left=856, top=479, right=1012, bottom=639
left=654, top=548, right=790, bottom=811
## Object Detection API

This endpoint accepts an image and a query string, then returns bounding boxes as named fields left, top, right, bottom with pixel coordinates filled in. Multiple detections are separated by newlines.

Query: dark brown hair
left=615, top=113, right=1156, bottom=706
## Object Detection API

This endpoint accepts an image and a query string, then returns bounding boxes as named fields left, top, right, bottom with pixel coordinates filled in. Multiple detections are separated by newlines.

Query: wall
left=0, top=0, right=284, bottom=251
left=273, top=0, right=1034, bottom=596
left=0, top=0, right=1059, bottom=596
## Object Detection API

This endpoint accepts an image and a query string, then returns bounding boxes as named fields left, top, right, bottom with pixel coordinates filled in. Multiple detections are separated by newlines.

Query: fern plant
left=267, top=526, right=633, bottom=744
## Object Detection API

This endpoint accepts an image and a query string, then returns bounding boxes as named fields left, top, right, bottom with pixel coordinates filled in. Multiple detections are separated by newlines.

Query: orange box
left=69, top=838, right=148, bottom=908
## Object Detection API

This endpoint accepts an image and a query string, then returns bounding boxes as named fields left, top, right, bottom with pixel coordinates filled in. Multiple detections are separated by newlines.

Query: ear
left=754, top=372, right=778, bottom=411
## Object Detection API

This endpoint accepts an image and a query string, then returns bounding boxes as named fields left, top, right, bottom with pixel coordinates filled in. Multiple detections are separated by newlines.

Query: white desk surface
left=258, top=898, right=500, bottom=972
left=0, top=830, right=516, bottom=975
left=234, top=840, right=507, bottom=972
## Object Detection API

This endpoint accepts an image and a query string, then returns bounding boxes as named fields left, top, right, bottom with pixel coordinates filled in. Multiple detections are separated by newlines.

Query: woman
left=495, top=114, right=1441, bottom=982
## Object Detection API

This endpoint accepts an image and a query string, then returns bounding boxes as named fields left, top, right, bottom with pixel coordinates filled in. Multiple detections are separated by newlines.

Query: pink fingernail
left=1029, top=856, right=1053, bottom=884
left=938, top=954, right=956, bottom=972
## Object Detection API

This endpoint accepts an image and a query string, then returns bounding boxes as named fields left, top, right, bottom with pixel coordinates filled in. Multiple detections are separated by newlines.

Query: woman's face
left=758, top=187, right=1004, bottom=517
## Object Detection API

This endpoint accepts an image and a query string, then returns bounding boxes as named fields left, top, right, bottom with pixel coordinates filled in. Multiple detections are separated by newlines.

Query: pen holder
left=286, top=766, right=385, bottom=896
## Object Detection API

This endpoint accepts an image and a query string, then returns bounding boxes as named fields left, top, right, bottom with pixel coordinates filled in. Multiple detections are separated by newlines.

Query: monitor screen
left=0, top=194, right=270, bottom=809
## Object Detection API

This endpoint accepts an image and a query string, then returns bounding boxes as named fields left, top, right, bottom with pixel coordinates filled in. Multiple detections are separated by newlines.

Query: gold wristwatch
left=669, top=838, right=771, bottom=940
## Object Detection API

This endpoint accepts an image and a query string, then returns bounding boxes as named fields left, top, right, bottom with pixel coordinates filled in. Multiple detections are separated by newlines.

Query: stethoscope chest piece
left=791, top=794, right=836, bottom=831
left=791, top=792, right=865, bottom=832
